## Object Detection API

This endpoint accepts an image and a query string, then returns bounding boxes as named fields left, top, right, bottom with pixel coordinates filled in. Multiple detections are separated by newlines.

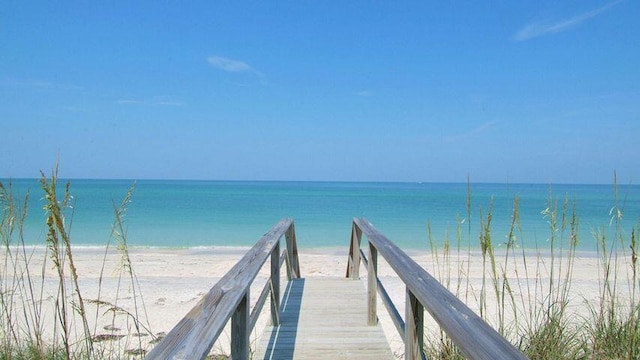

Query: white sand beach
left=3, top=246, right=632, bottom=358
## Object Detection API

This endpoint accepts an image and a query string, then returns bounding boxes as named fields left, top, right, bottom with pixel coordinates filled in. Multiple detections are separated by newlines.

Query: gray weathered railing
left=146, top=218, right=300, bottom=360
left=347, top=218, right=528, bottom=360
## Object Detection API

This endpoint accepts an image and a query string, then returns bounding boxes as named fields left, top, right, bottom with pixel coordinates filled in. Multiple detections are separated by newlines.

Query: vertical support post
left=367, top=242, right=378, bottom=325
left=270, top=241, right=281, bottom=326
left=231, top=291, right=250, bottom=360
left=405, top=288, right=424, bottom=360
left=284, top=249, right=293, bottom=281
left=347, top=222, right=362, bottom=279
left=285, top=222, right=300, bottom=278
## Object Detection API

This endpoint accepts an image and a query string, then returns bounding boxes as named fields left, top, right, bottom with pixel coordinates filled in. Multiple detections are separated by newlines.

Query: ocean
left=2, top=179, right=639, bottom=251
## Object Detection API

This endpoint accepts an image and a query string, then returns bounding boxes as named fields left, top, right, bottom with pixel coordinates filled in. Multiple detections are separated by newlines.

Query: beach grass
left=2, top=171, right=639, bottom=359
left=424, top=176, right=640, bottom=359
left=0, top=170, right=153, bottom=359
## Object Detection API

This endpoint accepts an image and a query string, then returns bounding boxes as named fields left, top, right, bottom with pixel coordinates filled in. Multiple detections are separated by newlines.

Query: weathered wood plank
left=346, top=223, right=363, bottom=279
left=254, top=278, right=393, bottom=360
left=250, top=277, right=272, bottom=331
left=360, top=249, right=405, bottom=338
left=145, top=219, right=294, bottom=360
left=271, top=241, right=281, bottom=326
left=231, top=292, right=249, bottom=359
left=353, top=218, right=528, bottom=360
left=405, top=287, right=424, bottom=360
left=285, top=223, right=301, bottom=279
left=368, top=242, right=378, bottom=326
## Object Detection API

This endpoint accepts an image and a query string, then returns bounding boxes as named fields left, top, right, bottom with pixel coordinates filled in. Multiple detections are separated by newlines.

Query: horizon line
left=0, top=176, right=630, bottom=187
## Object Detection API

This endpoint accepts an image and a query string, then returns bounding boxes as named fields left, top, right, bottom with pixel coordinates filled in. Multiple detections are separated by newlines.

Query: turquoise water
left=2, top=179, right=639, bottom=250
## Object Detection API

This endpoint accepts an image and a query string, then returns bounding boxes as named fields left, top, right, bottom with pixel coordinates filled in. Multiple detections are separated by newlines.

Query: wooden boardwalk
left=254, top=277, right=394, bottom=360
left=146, top=219, right=527, bottom=360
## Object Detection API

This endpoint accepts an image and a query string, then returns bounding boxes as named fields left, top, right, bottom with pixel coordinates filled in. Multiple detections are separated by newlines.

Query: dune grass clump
left=424, top=178, right=640, bottom=359
left=586, top=178, right=640, bottom=359
left=0, top=177, right=69, bottom=360
left=0, top=169, right=152, bottom=359
left=40, top=167, right=94, bottom=358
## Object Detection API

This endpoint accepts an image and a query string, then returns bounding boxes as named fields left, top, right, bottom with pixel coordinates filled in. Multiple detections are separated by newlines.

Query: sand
left=2, top=246, right=633, bottom=358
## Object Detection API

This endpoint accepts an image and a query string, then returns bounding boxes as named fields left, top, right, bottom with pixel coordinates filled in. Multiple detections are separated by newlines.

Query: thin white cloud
left=207, top=55, right=264, bottom=77
left=6, top=80, right=53, bottom=88
left=513, top=0, right=621, bottom=41
left=355, top=90, right=373, bottom=97
left=443, top=120, right=499, bottom=143
left=117, top=99, right=144, bottom=105
left=2, top=79, right=83, bottom=91
left=62, top=106, right=87, bottom=113
left=154, top=101, right=185, bottom=107
left=117, top=97, right=185, bottom=107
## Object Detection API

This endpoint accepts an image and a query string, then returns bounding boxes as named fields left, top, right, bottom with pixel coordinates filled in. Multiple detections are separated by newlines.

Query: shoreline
left=17, top=243, right=608, bottom=258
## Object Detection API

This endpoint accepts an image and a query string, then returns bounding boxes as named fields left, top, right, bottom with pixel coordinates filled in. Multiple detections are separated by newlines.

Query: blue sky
left=1, top=1, right=638, bottom=184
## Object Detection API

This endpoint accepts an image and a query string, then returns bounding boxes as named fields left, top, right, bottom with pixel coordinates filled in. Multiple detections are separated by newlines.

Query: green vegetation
left=2, top=168, right=638, bottom=359
left=0, top=168, right=152, bottom=359
left=425, top=176, right=640, bottom=359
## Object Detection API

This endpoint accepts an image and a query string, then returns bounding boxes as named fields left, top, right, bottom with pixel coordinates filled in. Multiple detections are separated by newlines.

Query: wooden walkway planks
left=254, top=277, right=394, bottom=360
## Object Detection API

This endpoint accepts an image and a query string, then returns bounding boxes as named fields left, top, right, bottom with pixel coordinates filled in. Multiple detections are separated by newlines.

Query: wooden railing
left=347, top=218, right=528, bottom=360
left=146, top=218, right=300, bottom=360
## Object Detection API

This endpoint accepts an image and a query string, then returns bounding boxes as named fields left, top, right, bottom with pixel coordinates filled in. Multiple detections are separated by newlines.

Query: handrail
left=146, top=218, right=301, bottom=360
left=347, top=218, right=528, bottom=360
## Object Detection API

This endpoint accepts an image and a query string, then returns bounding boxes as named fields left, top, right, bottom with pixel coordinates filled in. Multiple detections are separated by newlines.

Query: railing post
left=347, top=222, right=362, bottom=279
left=231, top=291, right=250, bottom=359
left=285, top=222, right=300, bottom=279
left=270, top=241, right=281, bottom=326
left=367, top=242, right=378, bottom=325
left=405, top=288, right=424, bottom=360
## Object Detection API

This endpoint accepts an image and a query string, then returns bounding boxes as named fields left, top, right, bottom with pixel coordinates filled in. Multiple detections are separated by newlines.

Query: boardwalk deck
left=146, top=218, right=526, bottom=360
left=254, top=277, right=394, bottom=360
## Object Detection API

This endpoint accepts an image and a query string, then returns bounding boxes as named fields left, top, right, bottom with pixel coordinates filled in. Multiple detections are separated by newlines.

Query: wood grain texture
left=146, top=217, right=526, bottom=359
left=367, top=243, right=378, bottom=326
left=271, top=242, right=281, bottom=326
left=231, top=292, right=249, bottom=359
left=285, top=223, right=301, bottom=279
left=360, top=249, right=405, bottom=339
left=404, top=288, right=424, bottom=360
left=346, top=223, right=362, bottom=279
left=145, top=219, right=295, bottom=360
left=353, top=218, right=528, bottom=360
left=254, top=278, right=394, bottom=360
